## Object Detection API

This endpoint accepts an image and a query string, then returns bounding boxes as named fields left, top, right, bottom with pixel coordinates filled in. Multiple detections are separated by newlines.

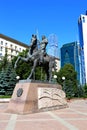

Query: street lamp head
left=62, top=76, right=65, bottom=80
left=16, top=76, right=20, bottom=80
left=54, top=75, right=57, bottom=79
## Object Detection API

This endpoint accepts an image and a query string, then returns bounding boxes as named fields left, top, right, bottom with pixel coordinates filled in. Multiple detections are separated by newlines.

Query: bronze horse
left=14, top=52, right=56, bottom=82
left=14, top=35, right=56, bottom=82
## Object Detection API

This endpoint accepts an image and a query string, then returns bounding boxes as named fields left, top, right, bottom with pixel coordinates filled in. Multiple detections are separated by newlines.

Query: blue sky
left=0, top=0, right=87, bottom=54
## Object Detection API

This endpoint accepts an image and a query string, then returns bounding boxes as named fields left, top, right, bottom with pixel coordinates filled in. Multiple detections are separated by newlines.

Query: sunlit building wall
left=0, top=34, right=28, bottom=60
left=78, top=12, right=87, bottom=84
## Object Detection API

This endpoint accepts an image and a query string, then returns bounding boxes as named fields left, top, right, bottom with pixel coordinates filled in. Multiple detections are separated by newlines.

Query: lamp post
left=62, top=76, right=65, bottom=91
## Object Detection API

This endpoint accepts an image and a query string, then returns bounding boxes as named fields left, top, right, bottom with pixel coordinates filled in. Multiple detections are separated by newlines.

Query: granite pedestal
left=6, top=80, right=68, bottom=114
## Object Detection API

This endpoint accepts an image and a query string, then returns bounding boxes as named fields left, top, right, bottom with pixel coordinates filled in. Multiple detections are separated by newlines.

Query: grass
left=0, top=95, right=11, bottom=98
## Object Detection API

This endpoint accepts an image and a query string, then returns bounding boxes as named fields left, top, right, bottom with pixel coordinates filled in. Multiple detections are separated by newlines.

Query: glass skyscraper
left=47, top=34, right=58, bottom=58
left=61, top=42, right=80, bottom=84
left=78, top=12, right=87, bottom=85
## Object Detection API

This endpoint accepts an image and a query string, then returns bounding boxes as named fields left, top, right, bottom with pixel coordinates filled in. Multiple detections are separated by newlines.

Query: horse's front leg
left=14, top=56, right=29, bottom=69
left=14, top=56, right=21, bottom=68
left=27, top=59, right=38, bottom=80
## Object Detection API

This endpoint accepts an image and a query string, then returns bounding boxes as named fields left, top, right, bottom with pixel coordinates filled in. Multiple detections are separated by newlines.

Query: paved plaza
left=0, top=99, right=87, bottom=130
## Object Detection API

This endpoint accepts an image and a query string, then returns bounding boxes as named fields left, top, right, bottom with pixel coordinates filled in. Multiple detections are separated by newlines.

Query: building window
left=11, top=55, right=13, bottom=59
left=11, top=49, right=13, bottom=53
left=0, top=46, right=3, bottom=51
left=5, top=43, right=7, bottom=46
left=1, top=41, right=3, bottom=45
left=64, top=50, right=70, bottom=64
left=83, top=17, right=85, bottom=23
left=10, top=44, right=13, bottom=48
left=15, top=46, right=17, bottom=50
left=19, top=48, right=21, bottom=51
left=0, top=53, right=2, bottom=56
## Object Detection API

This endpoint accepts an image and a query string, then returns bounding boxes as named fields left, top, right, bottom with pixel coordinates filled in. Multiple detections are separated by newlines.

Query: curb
left=0, top=98, right=10, bottom=103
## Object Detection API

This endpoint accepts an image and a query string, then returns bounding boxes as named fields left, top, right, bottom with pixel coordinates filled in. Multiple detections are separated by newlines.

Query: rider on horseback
left=14, top=34, right=55, bottom=81
left=39, top=35, right=48, bottom=64
left=28, top=34, right=48, bottom=63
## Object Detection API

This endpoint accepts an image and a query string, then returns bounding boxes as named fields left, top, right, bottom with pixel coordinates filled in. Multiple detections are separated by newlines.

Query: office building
left=0, top=34, right=28, bottom=60
left=61, top=42, right=80, bottom=83
left=78, top=12, right=87, bottom=84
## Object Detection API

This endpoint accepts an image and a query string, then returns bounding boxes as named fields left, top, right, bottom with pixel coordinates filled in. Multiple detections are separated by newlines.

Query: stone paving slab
left=0, top=99, right=87, bottom=130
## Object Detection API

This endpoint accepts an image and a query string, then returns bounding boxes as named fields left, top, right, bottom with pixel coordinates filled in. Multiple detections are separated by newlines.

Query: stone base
left=6, top=80, right=68, bottom=114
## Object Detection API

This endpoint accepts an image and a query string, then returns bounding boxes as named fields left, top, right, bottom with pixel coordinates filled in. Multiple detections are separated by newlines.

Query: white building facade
left=78, top=12, right=87, bottom=84
left=0, top=34, right=28, bottom=60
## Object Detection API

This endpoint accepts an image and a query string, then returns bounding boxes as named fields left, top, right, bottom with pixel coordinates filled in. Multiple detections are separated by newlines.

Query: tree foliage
left=0, top=62, right=17, bottom=95
left=0, top=49, right=8, bottom=71
left=83, top=84, right=87, bottom=98
left=56, top=64, right=78, bottom=98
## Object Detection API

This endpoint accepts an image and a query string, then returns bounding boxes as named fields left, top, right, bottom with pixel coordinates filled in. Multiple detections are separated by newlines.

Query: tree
left=56, top=64, right=78, bottom=98
left=76, top=85, right=84, bottom=97
left=0, top=62, right=17, bottom=95
left=0, top=70, right=6, bottom=95
left=84, top=84, right=87, bottom=98
left=0, top=48, right=8, bottom=71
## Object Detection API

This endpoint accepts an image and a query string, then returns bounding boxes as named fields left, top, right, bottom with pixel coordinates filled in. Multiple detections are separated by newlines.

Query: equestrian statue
left=14, top=34, right=57, bottom=82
